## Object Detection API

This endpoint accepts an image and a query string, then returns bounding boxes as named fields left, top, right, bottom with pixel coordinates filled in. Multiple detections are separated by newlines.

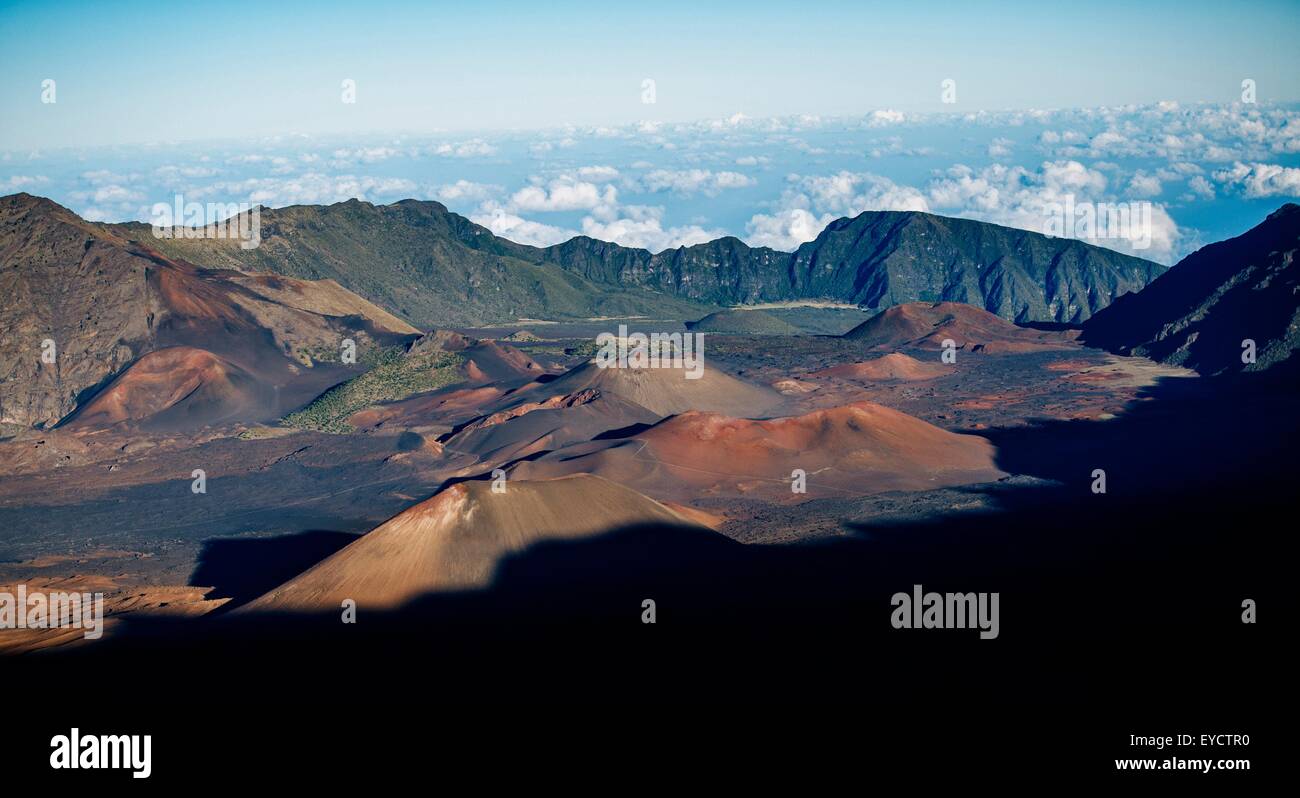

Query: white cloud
left=581, top=205, right=723, bottom=252
left=471, top=207, right=577, bottom=247
left=187, top=173, right=417, bottom=207
left=744, top=171, right=929, bottom=250
left=1039, top=160, right=1109, bottom=195
left=14, top=100, right=1295, bottom=262
left=430, top=180, right=501, bottom=204
left=637, top=168, right=756, bottom=196
left=1127, top=171, right=1163, bottom=198
left=528, top=137, right=577, bottom=155
left=865, top=109, right=906, bottom=127
left=0, top=174, right=49, bottom=192
left=1089, top=130, right=1130, bottom=154
left=154, top=164, right=219, bottom=181
left=868, top=137, right=933, bottom=158
left=1156, top=162, right=1204, bottom=179
left=1032, top=104, right=1300, bottom=165
left=706, top=112, right=750, bottom=131
left=576, top=165, right=620, bottom=182
left=508, top=176, right=617, bottom=212
left=1213, top=161, right=1300, bottom=198
left=1187, top=175, right=1216, bottom=199
left=433, top=139, right=497, bottom=158
left=224, top=155, right=294, bottom=173
left=987, top=137, right=1014, bottom=159
left=745, top=208, right=828, bottom=250
left=79, top=207, right=116, bottom=222
left=81, top=169, right=134, bottom=184
left=926, top=161, right=1179, bottom=261
left=478, top=189, right=722, bottom=252
left=84, top=184, right=145, bottom=204
left=331, top=146, right=399, bottom=164
left=801, top=171, right=930, bottom=217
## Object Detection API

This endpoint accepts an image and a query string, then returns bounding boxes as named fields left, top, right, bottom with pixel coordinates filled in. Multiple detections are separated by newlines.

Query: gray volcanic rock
left=0, top=194, right=419, bottom=430
left=0, top=194, right=154, bottom=428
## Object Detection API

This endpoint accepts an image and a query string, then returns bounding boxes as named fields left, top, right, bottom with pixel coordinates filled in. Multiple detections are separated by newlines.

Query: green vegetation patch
left=282, top=346, right=464, bottom=433
left=564, top=339, right=602, bottom=359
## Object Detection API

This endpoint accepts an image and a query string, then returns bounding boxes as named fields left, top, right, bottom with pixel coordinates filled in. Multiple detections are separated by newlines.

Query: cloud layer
left=4, top=101, right=1299, bottom=260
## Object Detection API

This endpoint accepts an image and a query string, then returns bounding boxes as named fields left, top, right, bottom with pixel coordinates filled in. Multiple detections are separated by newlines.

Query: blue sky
left=2, top=0, right=1299, bottom=261
left=3, top=0, right=1298, bottom=147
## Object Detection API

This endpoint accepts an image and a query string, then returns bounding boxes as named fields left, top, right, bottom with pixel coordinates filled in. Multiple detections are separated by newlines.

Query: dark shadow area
left=592, top=420, right=658, bottom=440
left=394, top=431, right=425, bottom=451
left=434, top=447, right=555, bottom=493
left=1016, top=320, right=1083, bottom=332
left=4, top=368, right=1291, bottom=777
left=1079, top=203, right=1299, bottom=377
left=496, top=372, right=561, bottom=399
left=57, top=365, right=129, bottom=428
left=189, top=529, right=360, bottom=608
left=961, top=369, right=1297, bottom=496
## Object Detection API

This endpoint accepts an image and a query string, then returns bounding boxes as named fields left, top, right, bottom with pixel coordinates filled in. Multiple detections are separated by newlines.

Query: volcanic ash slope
left=536, top=360, right=784, bottom=417
left=62, top=347, right=267, bottom=432
left=844, top=301, right=1077, bottom=352
left=511, top=402, right=1005, bottom=501
left=242, top=474, right=712, bottom=612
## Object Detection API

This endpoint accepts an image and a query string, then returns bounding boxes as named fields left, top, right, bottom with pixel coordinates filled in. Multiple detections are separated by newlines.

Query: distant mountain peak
left=1267, top=202, right=1299, bottom=221
left=3, top=191, right=78, bottom=218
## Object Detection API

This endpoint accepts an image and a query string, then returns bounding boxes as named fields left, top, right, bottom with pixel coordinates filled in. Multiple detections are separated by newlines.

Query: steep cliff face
left=1083, top=203, right=1300, bottom=376
left=527, top=209, right=1162, bottom=321
left=0, top=194, right=153, bottom=428
left=121, top=198, right=1163, bottom=327
left=119, top=199, right=712, bottom=328
left=789, top=212, right=1161, bottom=322
left=0, top=194, right=419, bottom=430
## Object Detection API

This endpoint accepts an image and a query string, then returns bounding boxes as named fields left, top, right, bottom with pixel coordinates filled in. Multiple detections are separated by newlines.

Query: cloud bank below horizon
left=5, top=102, right=1300, bottom=264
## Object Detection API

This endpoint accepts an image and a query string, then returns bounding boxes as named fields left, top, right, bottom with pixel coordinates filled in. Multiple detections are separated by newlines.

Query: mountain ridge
left=1082, top=202, right=1300, bottom=376
left=108, top=197, right=713, bottom=328
left=517, top=205, right=1165, bottom=322
left=0, top=193, right=420, bottom=429
left=90, top=194, right=1163, bottom=326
